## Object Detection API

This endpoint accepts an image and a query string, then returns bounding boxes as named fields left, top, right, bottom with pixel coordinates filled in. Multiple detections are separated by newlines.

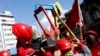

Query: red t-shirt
left=88, top=44, right=100, bottom=56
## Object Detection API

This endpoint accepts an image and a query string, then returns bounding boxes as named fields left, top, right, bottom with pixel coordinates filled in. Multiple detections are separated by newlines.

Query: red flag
left=66, top=0, right=81, bottom=30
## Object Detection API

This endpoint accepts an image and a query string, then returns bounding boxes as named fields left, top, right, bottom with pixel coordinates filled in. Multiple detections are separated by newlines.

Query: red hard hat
left=0, top=50, right=11, bottom=56
left=86, top=30, right=99, bottom=38
left=12, top=23, right=32, bottom=42
left=25, top=48, right=36, bottom=55
left=56, top=39, right=72, bottom=51
left=44, top=51, right=52, bottom=56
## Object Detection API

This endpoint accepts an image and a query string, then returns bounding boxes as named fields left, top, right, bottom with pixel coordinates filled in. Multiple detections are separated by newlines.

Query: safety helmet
left=85, top=30, right=99, bottom=45
left=0, top=50, right=10, bottom=56
left=56, top=38, right=72, bottom=51
left=12, top=23, right=32, bottom=42
left=44, top=51, right=52, bottom=56
left=86, top=30, right=99, bottom=38
left=25, top=48, right=36, bottom=55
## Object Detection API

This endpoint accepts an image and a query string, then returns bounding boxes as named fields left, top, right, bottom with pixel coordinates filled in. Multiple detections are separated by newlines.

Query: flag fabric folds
left=66, top=0, right=82, bottom=30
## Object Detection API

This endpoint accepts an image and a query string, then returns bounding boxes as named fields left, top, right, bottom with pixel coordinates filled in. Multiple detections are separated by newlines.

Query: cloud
left=40, top=11, right=54, bottom=30
left=41, top=11, right=54, bottom=24
left=40, top=9, right=70, bottom=30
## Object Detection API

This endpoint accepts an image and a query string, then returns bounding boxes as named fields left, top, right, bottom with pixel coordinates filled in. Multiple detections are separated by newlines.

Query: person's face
left=86, top=35, right=98, bottom=45
left=87, top=35, right=97, bottom=42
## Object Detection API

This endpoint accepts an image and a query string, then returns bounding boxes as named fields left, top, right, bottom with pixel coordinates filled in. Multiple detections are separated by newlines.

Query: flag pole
left=78, top=0, right=84, bottom=40
left=53, top=10, right=80, bottom=42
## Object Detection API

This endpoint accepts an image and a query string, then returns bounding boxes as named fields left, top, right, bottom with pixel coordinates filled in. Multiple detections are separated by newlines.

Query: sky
left=0, top=0, right=83, bottom=29
left=0, top=0, right=83, bottom=54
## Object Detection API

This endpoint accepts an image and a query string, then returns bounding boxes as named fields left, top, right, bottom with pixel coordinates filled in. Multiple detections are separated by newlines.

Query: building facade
left=0, top=11, right=17, bottom=51
left=81, top=0, right=100, bottom=34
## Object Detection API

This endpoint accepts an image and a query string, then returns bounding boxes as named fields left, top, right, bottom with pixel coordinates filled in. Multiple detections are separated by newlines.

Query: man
left=56, top=38, right=91, bottom=56
left=12, top=23, right=35, bottom=56
left=85, top=30, right=100, bottom=56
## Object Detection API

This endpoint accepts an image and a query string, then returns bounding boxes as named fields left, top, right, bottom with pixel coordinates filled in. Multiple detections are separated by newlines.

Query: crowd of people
left=0, top=23, right=100, bottom=56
